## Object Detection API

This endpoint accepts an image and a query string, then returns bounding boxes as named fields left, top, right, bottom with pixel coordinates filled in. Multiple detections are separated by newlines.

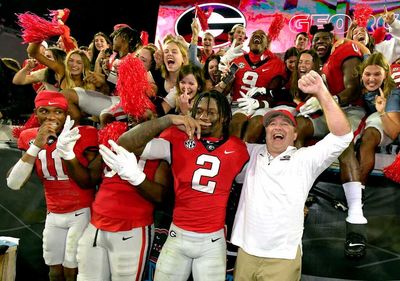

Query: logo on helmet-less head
left=175, top=3, right=246, bottom=49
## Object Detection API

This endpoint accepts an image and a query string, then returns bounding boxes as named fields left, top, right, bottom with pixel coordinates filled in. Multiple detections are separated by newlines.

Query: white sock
left=343, top=182, right=367, bottom=224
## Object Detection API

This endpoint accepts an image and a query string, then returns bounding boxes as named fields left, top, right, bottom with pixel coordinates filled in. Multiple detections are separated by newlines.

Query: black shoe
left=345, top=231, right=366, bottom=259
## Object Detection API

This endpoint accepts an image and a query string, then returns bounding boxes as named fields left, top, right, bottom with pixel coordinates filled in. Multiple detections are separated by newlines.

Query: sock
left=343, top=181, right=367, bottom=224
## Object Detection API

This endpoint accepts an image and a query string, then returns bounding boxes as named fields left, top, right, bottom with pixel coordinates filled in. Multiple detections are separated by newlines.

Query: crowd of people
left=2, top=5, right=400, bottom=281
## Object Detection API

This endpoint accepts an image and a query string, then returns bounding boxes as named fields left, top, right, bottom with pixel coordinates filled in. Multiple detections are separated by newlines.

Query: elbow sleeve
left=7, top=159, right=34, bottom=190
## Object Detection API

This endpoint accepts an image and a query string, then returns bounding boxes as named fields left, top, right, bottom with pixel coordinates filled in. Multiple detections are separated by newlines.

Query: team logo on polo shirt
left=184, top=139, right=196, bottom=150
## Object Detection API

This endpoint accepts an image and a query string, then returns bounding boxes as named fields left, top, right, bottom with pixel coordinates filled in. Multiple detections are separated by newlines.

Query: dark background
left=0, top=0, right=162, bottom=44
left=0, top=0, right=161, bottom=61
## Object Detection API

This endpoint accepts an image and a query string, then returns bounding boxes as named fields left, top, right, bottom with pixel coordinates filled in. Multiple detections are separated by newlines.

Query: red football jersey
left=18, top=126, right=98, bottom=213
left=231, top=51, right=286, bottom=102
left=91, top=158, right=160, bottom=232
left=391, top=63, right=400, bottom=89
left=159, top=126, right=249, bottom=233
left=323, top=42, right=363, bottom=97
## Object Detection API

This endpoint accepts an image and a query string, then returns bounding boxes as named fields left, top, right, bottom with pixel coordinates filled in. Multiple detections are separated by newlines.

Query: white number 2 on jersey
left=192, top=155, right=220, bottom=194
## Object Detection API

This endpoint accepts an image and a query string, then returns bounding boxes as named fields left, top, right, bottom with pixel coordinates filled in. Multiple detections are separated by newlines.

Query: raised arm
left=188, top=19, right=203, bottom=68
left=27, top=43, right=65, bottom=77
left=118, top=114, right=207, bottom=155
left=12, top=59, right=41, bottom=85
left=338, top=57, right=363, bottom=106
left=383, top=6, right=400, bottom=39
left=298, top=70, right=351, bottom=136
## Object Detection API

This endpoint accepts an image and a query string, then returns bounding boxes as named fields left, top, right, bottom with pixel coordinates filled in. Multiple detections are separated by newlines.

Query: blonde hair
left=64, top=49, right=93, bottom=90
left=161, top=38, right=189, bottom=79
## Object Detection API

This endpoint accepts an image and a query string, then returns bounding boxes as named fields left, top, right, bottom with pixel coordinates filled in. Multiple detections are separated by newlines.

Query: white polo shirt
left=231, top=132, right=353, bottom=259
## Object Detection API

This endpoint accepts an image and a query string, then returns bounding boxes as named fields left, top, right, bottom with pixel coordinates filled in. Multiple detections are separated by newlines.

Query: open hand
left=56, top=115, right=80, bottom=160
left=99, top=140, right=145, bottom=186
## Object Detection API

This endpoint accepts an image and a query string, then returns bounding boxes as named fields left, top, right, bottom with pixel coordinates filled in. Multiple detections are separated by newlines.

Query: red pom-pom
left=116, top=55, right=155, bottom=118
left=268, top=12, right=285, bottom=41
left=372, top=26, right=387, bottom=44
left=98, top=121, right=128, bottom=148
left=140, top=31, right=149, bottom=46
left=12, top=114, right=39, bottom=138
left=16, top=11, right=66, bottom=43
left=195, top=4, right=213, bottom=31
left=353, top=3, right=373, bottom=28
left=383, top=153, right=400, bottom=183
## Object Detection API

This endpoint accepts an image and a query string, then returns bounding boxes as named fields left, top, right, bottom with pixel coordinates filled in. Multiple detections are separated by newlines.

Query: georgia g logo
left=175, top=3, right=246, bottom=49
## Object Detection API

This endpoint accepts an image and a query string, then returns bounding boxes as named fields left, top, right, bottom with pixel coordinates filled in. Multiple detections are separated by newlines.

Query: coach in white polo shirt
left=231, top=70, right=353, bottom=281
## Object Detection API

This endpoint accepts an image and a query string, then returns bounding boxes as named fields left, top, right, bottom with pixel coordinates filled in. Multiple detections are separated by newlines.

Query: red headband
left=35, top=90, right=68, bottom=111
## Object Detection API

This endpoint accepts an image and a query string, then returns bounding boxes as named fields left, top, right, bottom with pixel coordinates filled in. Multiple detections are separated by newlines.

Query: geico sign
left=175, top=3, right=246, bottom=49
left=289, top=13, right=399, bottom=34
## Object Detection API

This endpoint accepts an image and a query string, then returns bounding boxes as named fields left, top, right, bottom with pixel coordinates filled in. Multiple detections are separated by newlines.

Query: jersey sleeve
left=141, top=138, right=171, bottom=163
left=235, top=162, right=248, bottom=184
left=334, top=42, right=363, bottom=64
left=141, top=127, right=174, bottom=163
left=17, top=132, right=30, bottom=151
left=77, top=126, right=99, bottom=150
left=17, top=128, right=37, bottom=151
left=73, top=126, right=99, bottom=167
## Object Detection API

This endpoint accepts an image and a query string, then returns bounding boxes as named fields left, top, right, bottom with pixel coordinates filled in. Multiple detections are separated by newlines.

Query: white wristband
left=26, top=144, right=41, bottom=157
left=126, top=172, right=146, bottom=187
left=58, top=150, right=76, bottom=161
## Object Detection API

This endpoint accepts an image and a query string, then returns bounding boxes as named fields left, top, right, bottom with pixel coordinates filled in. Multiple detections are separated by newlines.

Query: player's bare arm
left=135, top=160, right=172, bottom=203
left=338, top=57, right=363, bottom=106
left=99, top=140, right=172, bottom=203
left=119, top=114, right=210, bottom=155
left=56, top=116, right=99, bottom=189
left=62, top=149, right=99, bottom=189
